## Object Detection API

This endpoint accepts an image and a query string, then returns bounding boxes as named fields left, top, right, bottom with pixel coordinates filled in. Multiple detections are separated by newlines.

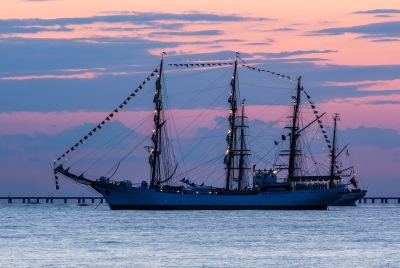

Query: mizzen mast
left=330, top=113, right=340, bottom=176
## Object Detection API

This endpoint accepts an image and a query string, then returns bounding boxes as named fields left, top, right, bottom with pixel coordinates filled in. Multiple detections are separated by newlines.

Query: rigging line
left=240, top=81, right=294, bottom=90
left=165, top=66, right=232, bottom=116
left=67, top=85, right=154, bottom=167
left=71, top=112, right=153, bottom=169
left=165, top=56, right=235, bottom=61
left=108, top=162, right=120, bottom=179
left=247, top=89, right=294, bottom=121
left=164, top=66, right=231, bottom=81
left=240, top=65, right=297, bottom=86
left=167, top=86, right=228, bottom=148
left=161, top=78, right=189, bottom=179
left=180, top=154, right=225, bottom=177
left=82, top=113, right=154, bottom=173
left=172, top=109, right=226, bottom=120
left=175, top=112, right=228, bottom=166
left=168, top=85, right=228, bottom=96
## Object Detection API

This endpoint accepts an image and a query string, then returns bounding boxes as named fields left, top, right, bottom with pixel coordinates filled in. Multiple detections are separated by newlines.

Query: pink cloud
left=0, top=71, right=130, bottom=80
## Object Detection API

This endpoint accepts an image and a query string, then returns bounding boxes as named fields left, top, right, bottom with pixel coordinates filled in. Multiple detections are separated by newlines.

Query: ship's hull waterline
left=330, top=190, right=367, bottom=206
left=91, top=182, right=344, bottom=210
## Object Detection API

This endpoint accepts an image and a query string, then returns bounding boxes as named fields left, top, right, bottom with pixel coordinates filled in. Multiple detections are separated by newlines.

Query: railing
left=360, top=197, right=400, bottom=204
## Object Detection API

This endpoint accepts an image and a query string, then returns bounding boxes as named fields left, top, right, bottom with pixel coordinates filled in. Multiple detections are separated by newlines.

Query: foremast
left=288, top=77, right=302, bottom=180
left=225, top=55, right=238, bottom=190
left=149, top=54, right=165, bottom=187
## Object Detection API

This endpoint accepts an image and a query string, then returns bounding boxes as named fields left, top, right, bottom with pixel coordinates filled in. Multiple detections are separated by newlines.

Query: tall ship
left=54, top=53, right=346, bottom=210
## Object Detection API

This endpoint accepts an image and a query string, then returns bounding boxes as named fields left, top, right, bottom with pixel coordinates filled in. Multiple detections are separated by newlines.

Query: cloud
left=258, top=49, right=338, bottom=58
left=310, top=21, right=400, bottom=38
left=342, top=126, right=400, bottom=148
left=150, top=30, right=223, bottom=36
left=323, top=79, right=400, bottom=91
left=353, top=9, right=400, bottom=14
left=270, top=28, right=296, bottom=32
left=374, top=15, right=393, bottom=18
left=371, top=38, right=400, bottom=42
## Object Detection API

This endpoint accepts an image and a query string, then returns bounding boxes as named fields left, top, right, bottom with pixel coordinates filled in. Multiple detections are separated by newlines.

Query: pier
left=0, top=197, right=105, bottom=204
left=360, top=197, right=400, bottom=204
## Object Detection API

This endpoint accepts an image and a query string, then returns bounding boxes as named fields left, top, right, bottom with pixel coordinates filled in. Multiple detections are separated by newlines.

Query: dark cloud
left=353, top=9, right=400, bottom=14
left=246, top=42, right=271, bottom=46
left=371, top=38, right=400, bottom=42
left=271, top=28, right=296, bottom=31
left=342, top=126, right=400, bottom=148
left=150, top=30, right=223, bottom=36
left=0, top=26, right=72, bottom=34
left=310, top=21, right=400, bottom=37
left=0, top=12, right=271, bottom=29
left=366, top=100, right=400, bottom=105
left=374, top=15, right=393, bottom=18
left=261, top=50, right=338, bottom=58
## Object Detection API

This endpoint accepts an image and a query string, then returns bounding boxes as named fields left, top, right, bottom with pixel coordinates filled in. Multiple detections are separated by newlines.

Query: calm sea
left=1, top=203, right=399, bottom=267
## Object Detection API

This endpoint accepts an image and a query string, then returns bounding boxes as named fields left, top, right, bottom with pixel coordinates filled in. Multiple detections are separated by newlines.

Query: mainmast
left=237, top=99, right=248, bottom=190
left=150, top=53, right=165, bottom=187
left=225, top=55, right=238, bottom=190
left=330, top=113, right=340, bottom=176
left=288, top=77, right=302, bottom=180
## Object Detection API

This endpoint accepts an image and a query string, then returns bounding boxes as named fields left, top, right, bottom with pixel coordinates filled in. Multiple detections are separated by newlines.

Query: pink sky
left=0, top=0, right=399, bottom=196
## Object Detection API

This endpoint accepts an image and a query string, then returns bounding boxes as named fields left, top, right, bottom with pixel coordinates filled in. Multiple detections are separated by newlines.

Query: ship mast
left=150, top=53, right=165, bottom=187
left=330, top=113, right=340, bottom=176
left=288, top=77, right=302, bottom=180
left=225, top=55, right=238, bottom=190
left=238, top=99, right=247, bottom=190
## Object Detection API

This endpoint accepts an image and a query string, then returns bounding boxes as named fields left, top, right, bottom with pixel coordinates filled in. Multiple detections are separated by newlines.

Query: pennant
left=309, top=101, right=314, bottom=104
left=92, top=128, right=97, bottom=132
left=97, top=124, right=102, bottom=129
left=322, top=130, right=326, bottom=134
left=311, top=105, right=315, bottom=109
left=184, top=64, right=188, bottom=67
left=324, top=135, right=328, bottom=138
left=75, top=143, right=79, bottom=147
left=106, top=116, right=110, bottom=121
left=139, top=85, right=142, bottom=89
left=62, top=154, right=65, bottom=157
left=146, top=77, right=150, bottom=81
left=131, top=93, right=135, bottom=97
left=119, top=104, right=123, bottom=109
left=135, top=89, right=139, bottom=92
left=66, top=150, right=69, bottom=154
left=57, top=157, right=61, bottom=161
left=109, top=113, right=114, bottom=118
left=281, top=135, right=286, bottom=140
left=318, top=120, right=322, bottom=124
left=79, top=139, right=83, bottom=144
left=320, top=125, right=324, bottom=128
left=307, top=95, right=311, bottom=99
left=114, top=109, right=118, bottom=113
left=70, top=147, right=74, bottom=151
left=313, top=110, right=318, bottom=114
left=326, top=140, right=331, bottom=143
left=151, top=72, right=155, bottom=76
left=153, top=69, right=158, bottom=72
left=84, top=135, right=88, bottom=140
left=123, top=100, right=127, bottom=104
left=101, top=121, right=105, bottom=125
left=179, top=64, right=183, bottom=66
left=142, top=81, right=146, bottom=85
left=89, top=132, right=93, bottom=136
left=56, top=185, right=59, bottom=190
left=274, top=140, right=278, bottom=145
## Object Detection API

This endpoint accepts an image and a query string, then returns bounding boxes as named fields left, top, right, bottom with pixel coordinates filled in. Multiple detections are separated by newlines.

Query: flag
left=281, top=135, right=286, bottom=140
left=349, top=176, right=358, bottom=188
